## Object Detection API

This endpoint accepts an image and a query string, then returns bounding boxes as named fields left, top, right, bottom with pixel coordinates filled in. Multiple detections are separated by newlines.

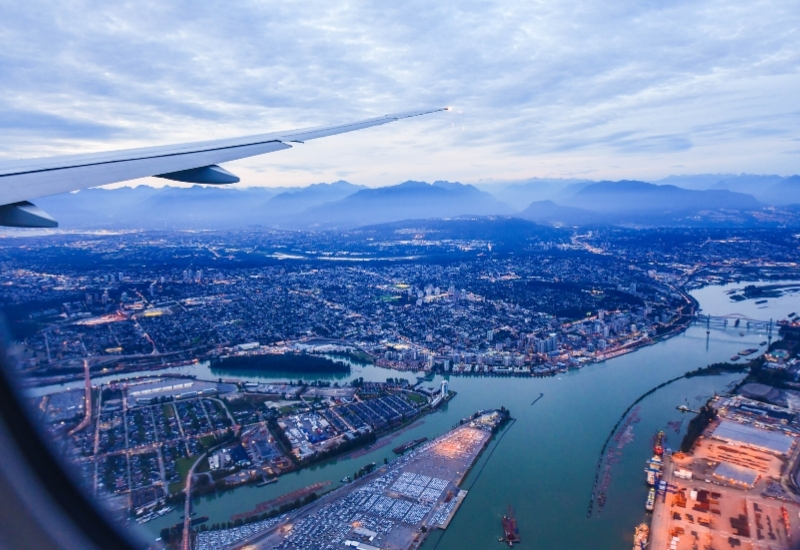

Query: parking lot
left=231, top=424, right=493, bottom=550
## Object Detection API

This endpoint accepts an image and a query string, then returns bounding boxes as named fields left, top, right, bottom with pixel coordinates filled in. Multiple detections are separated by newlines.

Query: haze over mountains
left=31, top=173, right=800, bottom=231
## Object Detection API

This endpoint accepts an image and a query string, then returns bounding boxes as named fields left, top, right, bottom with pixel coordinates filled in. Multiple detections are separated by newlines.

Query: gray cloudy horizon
left=1, top=0, right=798, bottom=187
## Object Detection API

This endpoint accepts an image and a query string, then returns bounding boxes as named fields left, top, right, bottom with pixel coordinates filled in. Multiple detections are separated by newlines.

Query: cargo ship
left=738, top=348, right=758, bottom=356
left=647, top=456, right=662, bottom=470
left=392, top=437, right=428, bottom=454
left=632, top=523, right=649, bottom=549
left=645, top=454, right=662, bottom=485
left=653, top=431, right=665, bottom=456
left=645, top=488, right=655, bottom=511
left=501, top=505, right=521, bottom=547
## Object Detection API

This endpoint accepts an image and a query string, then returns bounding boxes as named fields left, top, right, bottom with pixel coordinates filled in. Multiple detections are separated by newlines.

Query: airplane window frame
left=0, top=324, right=140, bottom=550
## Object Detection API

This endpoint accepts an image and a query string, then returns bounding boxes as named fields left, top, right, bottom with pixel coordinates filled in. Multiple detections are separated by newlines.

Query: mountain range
left=27, top=173, right=800, bottom=230
left=295, top=181, right=512, bottom=229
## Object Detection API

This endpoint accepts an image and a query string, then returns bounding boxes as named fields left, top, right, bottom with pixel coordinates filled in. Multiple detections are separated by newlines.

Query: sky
left=1, top=0, right=799, bottom=188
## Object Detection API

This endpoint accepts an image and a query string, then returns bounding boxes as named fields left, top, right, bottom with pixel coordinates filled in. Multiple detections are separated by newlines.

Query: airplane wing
left=0, top=107, right=448, bottom=227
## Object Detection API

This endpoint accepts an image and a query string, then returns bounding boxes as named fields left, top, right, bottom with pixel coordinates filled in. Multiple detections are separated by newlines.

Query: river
left=127, top=282, right=788, bottom=548
left=26, top=355, right=423, bottom=398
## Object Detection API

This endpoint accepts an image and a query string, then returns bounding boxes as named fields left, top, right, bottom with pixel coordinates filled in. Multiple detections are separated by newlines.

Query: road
left=68, top=359, right=92, bottom=436
left=182, top=452, right=208, bottom=550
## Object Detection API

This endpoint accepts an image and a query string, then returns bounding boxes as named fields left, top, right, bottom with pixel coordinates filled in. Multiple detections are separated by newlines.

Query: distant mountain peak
left=432, top=180, right=467, bottom=190
left=395, top=180, right=432, bottom=188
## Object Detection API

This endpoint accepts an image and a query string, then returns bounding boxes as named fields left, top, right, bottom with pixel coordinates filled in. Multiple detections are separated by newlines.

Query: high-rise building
left=440, top=380, right=449, bottom=398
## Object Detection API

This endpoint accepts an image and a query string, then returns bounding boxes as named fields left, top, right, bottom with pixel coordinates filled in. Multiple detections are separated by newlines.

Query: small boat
left=256, top=477, right=277, bottom=487
left=731, top=356, right=740, bottom=361
left=739, top=331, right=745, bottom=337
left=756, top=299, right=768, bottom=304
left=760, top=341, right=768, bottom=346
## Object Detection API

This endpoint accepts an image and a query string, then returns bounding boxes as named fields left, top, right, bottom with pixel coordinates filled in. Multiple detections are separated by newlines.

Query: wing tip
left=390, top=107, right=451, bottom=120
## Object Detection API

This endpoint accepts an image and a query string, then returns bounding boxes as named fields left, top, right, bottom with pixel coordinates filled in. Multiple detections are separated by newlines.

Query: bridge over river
left=692, top=313, right=774, bottom=332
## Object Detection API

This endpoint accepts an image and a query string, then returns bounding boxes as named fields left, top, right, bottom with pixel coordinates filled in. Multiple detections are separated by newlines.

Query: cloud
left=0, top=107, right=122, bottom=139
left=1, top=0, right=799, bottom=181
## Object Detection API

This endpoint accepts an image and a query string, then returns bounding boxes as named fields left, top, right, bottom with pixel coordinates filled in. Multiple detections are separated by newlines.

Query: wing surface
left=0, top=107, right=446, bottom=226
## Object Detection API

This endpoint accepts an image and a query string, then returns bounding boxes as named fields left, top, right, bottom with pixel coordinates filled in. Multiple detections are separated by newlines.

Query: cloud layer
left=2, top=0, right=798, bottom=184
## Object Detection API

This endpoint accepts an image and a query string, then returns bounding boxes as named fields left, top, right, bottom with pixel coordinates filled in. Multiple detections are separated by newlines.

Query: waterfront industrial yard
left=649, top=397, right=800, bottom=550
left=210, top=412, right=505, bottom=550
